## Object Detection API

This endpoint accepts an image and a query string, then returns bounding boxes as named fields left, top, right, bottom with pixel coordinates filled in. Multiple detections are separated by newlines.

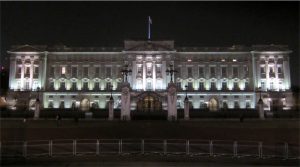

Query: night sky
left=1, top=2, right=299, bottom=86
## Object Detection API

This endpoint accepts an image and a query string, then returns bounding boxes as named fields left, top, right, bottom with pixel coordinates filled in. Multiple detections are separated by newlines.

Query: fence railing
left=1, top=139, right=299, bottom=159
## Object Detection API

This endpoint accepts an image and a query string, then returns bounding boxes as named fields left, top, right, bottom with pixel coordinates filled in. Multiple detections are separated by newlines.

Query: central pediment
left=124, top=40, right=175, bottom=51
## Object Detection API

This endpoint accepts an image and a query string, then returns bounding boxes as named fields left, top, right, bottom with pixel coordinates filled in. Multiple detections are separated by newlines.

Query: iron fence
left=1, top=139, right=299, bottom=159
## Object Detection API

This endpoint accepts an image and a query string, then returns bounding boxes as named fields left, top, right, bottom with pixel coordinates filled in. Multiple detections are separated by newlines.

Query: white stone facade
left=6, top=41, right=294, bottom=112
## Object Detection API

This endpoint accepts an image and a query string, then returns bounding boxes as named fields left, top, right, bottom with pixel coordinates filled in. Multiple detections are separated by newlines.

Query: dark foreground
left=2, top=155, right=300, bottom=166
left=1, top=119, right=299, bottom=144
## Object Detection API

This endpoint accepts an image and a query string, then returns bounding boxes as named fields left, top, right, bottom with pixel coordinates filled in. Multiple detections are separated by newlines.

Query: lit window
left=233, top=59, right=237, bottom=62
left=62, top=67, right=66, bottom=74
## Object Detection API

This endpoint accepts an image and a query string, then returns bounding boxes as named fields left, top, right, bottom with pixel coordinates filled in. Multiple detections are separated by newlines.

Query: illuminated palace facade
left=7, top=40, right=294, bottom=112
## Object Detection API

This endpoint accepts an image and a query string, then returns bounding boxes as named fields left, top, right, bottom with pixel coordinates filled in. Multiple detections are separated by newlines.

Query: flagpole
left=148, top=16, right=151, bottom=40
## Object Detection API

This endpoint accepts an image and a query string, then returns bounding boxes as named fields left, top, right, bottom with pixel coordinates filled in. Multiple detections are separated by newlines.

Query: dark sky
left=1, top=2, right=299, bottom=86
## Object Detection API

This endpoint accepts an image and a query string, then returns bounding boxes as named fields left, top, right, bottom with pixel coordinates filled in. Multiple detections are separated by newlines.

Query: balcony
left=24, top=73, right=30, bottom=78
left=278, top=73, right=284, bottom=78
left=269, top=72, right=275, bottom=78
left=15, top=74, right=21, bottom=78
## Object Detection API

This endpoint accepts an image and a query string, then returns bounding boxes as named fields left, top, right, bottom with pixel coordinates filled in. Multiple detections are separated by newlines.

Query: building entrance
left=136, top=92, right=162, bottom=112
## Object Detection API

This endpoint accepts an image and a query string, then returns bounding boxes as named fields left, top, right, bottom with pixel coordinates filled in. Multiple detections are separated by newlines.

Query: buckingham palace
left=6, top=40, right=294, bottom=119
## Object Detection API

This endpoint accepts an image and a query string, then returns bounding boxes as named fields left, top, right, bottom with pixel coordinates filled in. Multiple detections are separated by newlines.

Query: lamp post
left=110, top=85, right=113, bottom=100
left=166, top=64, right=177, bottom=83
left=185, top=85, right=188, bottom=100
left=121, top=64, right=132, bottom=83
left=184, top=85, right=189, bottom=120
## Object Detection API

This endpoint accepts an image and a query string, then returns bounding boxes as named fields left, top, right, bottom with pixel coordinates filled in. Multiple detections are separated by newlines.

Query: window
left=48, top=101, right=53, bottom=108
left=278, top=67, right=282, bottom=74
left=25, top=67, right=30, bottom=74
left=200, top=102, right=207, bottom=109
left=94, top=82, right=100, bottom=90
left=199, top=82, right=204, bottom=90
left=50, top=67, right=55, bottom=76
left=34, top=66, right=39, bottom=74
left=187, top=67, right=193, bottom=78
left=50, top=82, right=54, bottom=90
left=223, top=101, right=228, bottom=109
left=17, top=66, right=22, bottom=74
left=245, top=82, right=249, bottom=90
left=71, top=82, right=77, bottom=90
left=83, top=67, right=88, bottom=76
left=176, top=82, right=181, bottom=90
left=246, top=102, right=251, bottom=108
left=244, top=66, right=248, bottom=77
left=105, top=67, right=111, bottom=78
left=188, top=82, right=193, bottom=90
left=95, top=67, right=100, bottom=76
left=61, top=67, right=66, bottom=74
left=261, top=66, right=265, bottom=73
left=210, top=67, right=215, bottom=78
left=233, top=82, right=239, bottom=90
left=270, top=82, right=274, bottom=90
left=261, top=82, right=265, bottom=90
left=269, top=67, right=274, bottom=73
left=60, top=82, right=65, bottom=90
left=72, top=67, right=77, bottom=77
left=211, top=82, right=216, bottom=90
left=59, top=101, right=65, bottom=109
left=106, top=82, right=111, bottom=90
left=146, top=82, right=152, bottom=90
left=25, top=81, right=30, bottom=90
left=233, top=66, right=238, bottom=78
left=198, top=67, right=204, bottom=78
left=222, top=82, right=227, bottom=90
left=221, top=67, right=227, bottom=78
left=234, top=101, right=240, bottom=109
left=83, top=82, right=89, bottom=90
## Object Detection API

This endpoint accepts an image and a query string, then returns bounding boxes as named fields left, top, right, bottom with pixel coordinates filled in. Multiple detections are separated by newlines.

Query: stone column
left=258, top=98, right=265, bottom=120
left=121, top=82, right=131, bottom=121
left=34, top=99, right=40, bottom=120
left=108, top=96, right=114, bottom=120
left=184, top=97, right=189, bottom=120
left=167, top=82, right=177, bottom=121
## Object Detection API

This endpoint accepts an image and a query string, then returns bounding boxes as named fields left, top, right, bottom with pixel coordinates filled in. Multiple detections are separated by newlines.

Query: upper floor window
left=34, top=66, right=39, bottom=74
left=50, top=67, right=55, bottom=76
left=210, top=67, right=216, bottom=78
left=25, top=67, right=30, bottom=74
left=269, top=67, right=274, bottom=73
left=17, top=66, right=22, bottom=74
left=105, top=67, right=111, bottom=78
left=232, top=66, right=239, bottom=78
left=61, top=67, right=66, bottom=75
left=72, top=67, right=77, bottom=77
left=243, top=66, right=248, bottom=77
left=278, top=66, right=283, bottom=74
left=187, top=67, right=193, bottom=78
left=83, top=67, right=89, bottom=76
left=95, top=67, right=100, bottom=76
left=260, top=66, right=265, bottom=73
left=198, top=67, right=204, bottom=78
left=199, top=82, right=204, bottom=90
left=221, top=67, right=227, bottom=78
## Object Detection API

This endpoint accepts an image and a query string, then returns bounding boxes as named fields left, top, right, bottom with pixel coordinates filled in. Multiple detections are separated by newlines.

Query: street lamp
left=121, top=64, right=132, bottom=83
left=185, top=85, right=188, bottom=101
left=166, top=64, right=177, bottom=83
left=110, top=84, right=113, bottom=101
